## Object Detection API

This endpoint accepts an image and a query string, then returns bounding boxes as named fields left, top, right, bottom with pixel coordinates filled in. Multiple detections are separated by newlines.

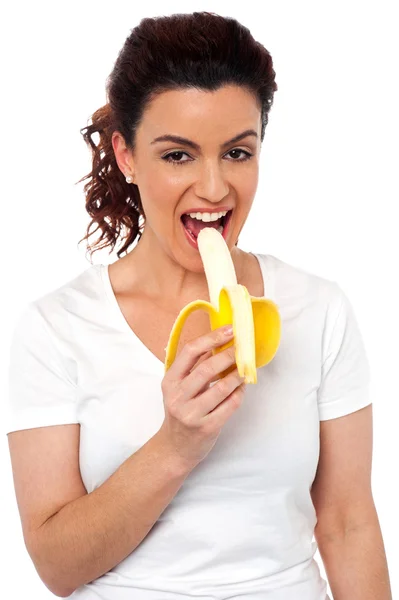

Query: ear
left=111, top=130, right=136, bottom=181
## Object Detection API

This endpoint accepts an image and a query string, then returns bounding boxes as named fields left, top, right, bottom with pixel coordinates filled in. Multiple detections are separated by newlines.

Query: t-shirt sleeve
left=4, top=301, right=78, bottom=435
left=317, top=283, right=372, bottom=421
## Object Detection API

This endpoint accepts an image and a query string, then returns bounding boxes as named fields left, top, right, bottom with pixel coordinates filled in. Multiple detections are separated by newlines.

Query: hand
left=158, top=325, right=246, bottom=470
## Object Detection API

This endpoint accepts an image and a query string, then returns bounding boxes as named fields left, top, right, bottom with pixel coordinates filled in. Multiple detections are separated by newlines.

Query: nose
left=194, top=160, right=230, bottom=203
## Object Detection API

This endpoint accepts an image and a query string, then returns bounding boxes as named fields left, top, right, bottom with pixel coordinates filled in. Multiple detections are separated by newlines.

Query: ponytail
left=76, top=103, right=145, bottom=261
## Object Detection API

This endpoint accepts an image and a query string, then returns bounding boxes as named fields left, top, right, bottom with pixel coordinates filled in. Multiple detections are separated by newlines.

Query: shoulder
left=13, top=264, right=103, bottom=344
left=254, top=252, right=342, bottom=312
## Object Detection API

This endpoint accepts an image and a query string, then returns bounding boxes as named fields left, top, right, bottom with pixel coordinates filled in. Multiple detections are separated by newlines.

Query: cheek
left=232, top=161, right=258, bottom=192
left=138, top=176, right=169, bottom=212
left=145, top=169, right=186, bottom=198
left=140, top=172, right=189, bottom=220
left=245, top=165, right=259, bottom=192
left=237, top=172, right=258, bottom=208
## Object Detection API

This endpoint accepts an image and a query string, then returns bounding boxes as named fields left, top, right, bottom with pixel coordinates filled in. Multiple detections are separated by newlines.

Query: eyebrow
left=151, top=129, right=258, bottom=151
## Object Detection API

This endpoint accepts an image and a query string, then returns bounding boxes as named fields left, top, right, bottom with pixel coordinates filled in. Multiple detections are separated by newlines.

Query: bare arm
left=317, top=517, right=392, bottom=600
left=8, top=325, right=241, bottom=598
left=311, top=405, right=392, bottom=598
left=8, top=426, right=192, bottom=598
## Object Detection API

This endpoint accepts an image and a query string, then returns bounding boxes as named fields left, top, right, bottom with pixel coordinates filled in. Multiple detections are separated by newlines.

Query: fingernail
left=223, top=325, right=233, bottom=335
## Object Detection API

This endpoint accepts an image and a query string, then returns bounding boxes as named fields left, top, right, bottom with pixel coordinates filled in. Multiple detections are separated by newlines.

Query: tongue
left=182, top=214, right=222, bottom=238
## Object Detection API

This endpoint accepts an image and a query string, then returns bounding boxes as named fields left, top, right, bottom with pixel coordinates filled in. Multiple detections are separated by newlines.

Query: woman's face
left=113, top=84, right=262, bottom=270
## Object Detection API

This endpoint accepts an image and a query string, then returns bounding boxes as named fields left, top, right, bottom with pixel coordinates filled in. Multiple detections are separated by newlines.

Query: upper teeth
left=187, top=210, right=228, bottom=222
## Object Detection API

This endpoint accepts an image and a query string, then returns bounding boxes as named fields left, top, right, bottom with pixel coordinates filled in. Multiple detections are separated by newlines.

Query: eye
left=162, top=151, right=191, bottom=165
left=161, top=149, right=253, bottom=166
left=227, top=149, right=253, bottom=162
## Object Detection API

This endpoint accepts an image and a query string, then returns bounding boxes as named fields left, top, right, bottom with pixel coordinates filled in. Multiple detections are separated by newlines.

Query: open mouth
left=181, top=209, right=233, bottom=248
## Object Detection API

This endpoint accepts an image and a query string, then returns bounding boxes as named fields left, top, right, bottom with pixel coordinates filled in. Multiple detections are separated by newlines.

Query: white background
left=1, top=1, right=398, bottom=598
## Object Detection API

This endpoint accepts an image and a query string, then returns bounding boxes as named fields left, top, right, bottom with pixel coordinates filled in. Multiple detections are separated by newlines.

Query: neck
left=117, top=225, right=245, bottom=308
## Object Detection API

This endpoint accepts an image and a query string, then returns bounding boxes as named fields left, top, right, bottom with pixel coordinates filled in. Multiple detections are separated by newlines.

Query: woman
left=6, top=11, right=391, bottom=600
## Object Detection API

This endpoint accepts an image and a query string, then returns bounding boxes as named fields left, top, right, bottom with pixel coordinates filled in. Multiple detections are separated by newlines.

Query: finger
left=169, top=325, right=234, bottom=382
left=194, top=368, right=246, bottom=419
left=190, top=349, right=214, bottom=372
left=189, top=350, right=214, bottom=395
left=205, top=381, right=247, bottom=428
left=180, top=344, right=237, bottom=401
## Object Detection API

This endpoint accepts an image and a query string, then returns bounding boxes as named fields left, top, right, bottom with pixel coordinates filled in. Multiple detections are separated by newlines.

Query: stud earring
left=126, top=175, right=134, bottom=184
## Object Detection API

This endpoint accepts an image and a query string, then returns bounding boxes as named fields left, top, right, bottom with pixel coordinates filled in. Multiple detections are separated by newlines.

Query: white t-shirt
left=5, top=252, right=371, bottom=600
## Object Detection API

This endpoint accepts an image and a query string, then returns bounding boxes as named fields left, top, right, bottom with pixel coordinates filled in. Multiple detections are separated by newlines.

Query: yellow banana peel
left=164, top=227, right=281, bottom=384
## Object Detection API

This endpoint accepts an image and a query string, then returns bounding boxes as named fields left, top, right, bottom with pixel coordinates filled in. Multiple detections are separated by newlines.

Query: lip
left=181, top=209, right=233, bottom=250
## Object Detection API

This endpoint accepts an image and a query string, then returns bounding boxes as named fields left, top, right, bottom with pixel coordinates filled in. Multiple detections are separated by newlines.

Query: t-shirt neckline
left=99, top=263, right=166, bottom=373
left=98, top=253, right=272, bottom=370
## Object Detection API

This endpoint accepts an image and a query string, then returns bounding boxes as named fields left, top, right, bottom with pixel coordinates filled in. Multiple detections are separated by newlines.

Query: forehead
left=139, top=85, right=261, bottom=139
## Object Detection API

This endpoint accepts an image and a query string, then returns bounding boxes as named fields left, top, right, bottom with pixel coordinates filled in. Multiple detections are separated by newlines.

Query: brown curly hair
left=76, top=11, right=278, bottom=261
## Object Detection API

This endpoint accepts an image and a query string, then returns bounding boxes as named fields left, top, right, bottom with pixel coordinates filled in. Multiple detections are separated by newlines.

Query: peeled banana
left=164, top=227, right=281, bottom=384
